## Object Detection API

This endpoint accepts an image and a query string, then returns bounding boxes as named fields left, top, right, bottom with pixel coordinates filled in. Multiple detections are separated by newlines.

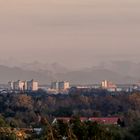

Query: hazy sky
left=0, top=0, right=140, bottom=68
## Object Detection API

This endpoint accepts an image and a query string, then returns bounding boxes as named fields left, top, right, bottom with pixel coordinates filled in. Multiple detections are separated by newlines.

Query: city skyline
left=0, top=0, right=140, bottom=68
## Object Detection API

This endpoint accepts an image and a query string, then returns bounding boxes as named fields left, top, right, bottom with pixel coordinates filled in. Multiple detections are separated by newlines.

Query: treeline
left=0, top=90, right=140, bottom=127
left=38, top=116, right=140, bottom=140
left=0, top=90, right=140, bottom=139
left=0, top=115, right=140, bottom=140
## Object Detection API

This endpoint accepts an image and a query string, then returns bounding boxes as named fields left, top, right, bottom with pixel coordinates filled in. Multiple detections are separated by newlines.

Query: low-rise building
left=52, top=117, right=119, bottom=125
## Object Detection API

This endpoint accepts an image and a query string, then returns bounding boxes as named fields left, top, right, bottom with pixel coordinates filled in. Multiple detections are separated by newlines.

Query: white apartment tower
left=8, top=80, right=39, bottom=92
left=51, top=81, right=70, bottom=91
left=101, top=80, right=108, bottom=89
left=8, top=81, right=14, bottom=90
left=51, top=81, right=59, bottom=90
left=14, top=80, right=25, bottom=91
left=59, top=81, right=70, bottom=90
left=101, top=80, right=117, bottom=89
left=27, top=79, right=39, bottom=91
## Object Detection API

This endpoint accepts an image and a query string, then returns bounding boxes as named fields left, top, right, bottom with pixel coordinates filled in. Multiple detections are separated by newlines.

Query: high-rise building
left=14, top=80, right=25, bottom=91
left=8, top=81, right=14, bottom=90
left=59, top=81, right=70, bottom=90
left=51, top=81, right=70, bottom=92
left=101, top=80, right=108, bottom=89
left=101, top=80, right=117, bottom=89
left=27, top=79, right=39, bottom=91
left=51, top=81, right=59, bottom=90
left=8, top=79, right=39, bottom=92
left=23, top=81, right=27, bottom=91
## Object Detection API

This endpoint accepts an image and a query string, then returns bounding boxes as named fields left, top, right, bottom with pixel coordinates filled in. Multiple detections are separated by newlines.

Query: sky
left=0, top=0, right=140, bottom=68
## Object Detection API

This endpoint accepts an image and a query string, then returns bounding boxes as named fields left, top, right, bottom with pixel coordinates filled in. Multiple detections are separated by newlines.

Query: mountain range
left=0, top=61, right=139, bottom=85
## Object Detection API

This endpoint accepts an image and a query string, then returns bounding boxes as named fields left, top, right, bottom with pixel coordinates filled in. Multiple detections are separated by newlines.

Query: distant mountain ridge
left=20, top=61, right=70, bottom=74
left=0, top=61, right=139, bottom=84
left=56, top=68, right=136, bottom=85
left=0, top=65, right=52, bottom=84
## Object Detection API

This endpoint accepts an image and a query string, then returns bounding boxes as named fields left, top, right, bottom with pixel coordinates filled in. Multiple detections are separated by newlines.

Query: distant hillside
left=56, top=69, right=137, bottom=85
left=20, top=61, right=70, bottom=74
left=0, top=64, right=138, bottom=85
left=0, top=65, right=53, bottom=84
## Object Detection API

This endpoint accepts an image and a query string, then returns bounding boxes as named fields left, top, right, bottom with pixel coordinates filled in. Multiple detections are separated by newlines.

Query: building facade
left=27, top=79, right=39, bottom=91
left=14, top=80, right=25, bottom=91
left=101, top=80, right=117, bottom=91
left=8, top=80, right=38, bottom=92
left=51, top=81, right=70, bottom=90
left=59, top=81, right=70, bottom=90
left=51, top=81, right=70, bottom=93
left=51, top=81, right=59, bottom=90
